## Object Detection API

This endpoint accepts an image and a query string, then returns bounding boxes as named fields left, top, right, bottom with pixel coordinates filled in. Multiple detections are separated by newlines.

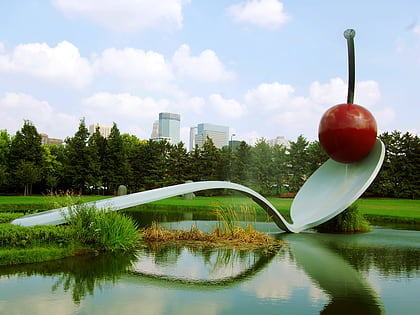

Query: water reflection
left=0, top=252, right=137, bottom=304
left=129, top=243, right=279, bottom=287
left=0, top=225, right=419, bottom=314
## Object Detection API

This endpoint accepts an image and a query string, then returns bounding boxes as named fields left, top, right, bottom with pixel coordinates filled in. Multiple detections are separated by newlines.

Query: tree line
left=0, top=119, right=418, bottom=198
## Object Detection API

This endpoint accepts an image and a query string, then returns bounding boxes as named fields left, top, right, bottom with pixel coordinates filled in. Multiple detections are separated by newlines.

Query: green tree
left=41, top=146, right=62, bottom=194
left=370, top=131, right=420, bottom=198
left=167, top=142, right=188, bottom=185
left=306, top=140, right=329, bottom=176
left=8, top=121, right=43, bottom=194
left=103, top=123, right=130, bottom=194
left=250, top=138, right=273, bottom=193
left=64, top=118, right=92, bottom=195
left=271, top=144, right=288, bottom=195
left=231, top=141, right=252, bottom=186
left=0, top=130, right=11, bottom=190
left=187, top=145, right=202, bottom=182
left=87, top=126, right=106, bottom=194
left=287, top=135, right=310, bottom=193
left=199, top=137, right=221, bottom=181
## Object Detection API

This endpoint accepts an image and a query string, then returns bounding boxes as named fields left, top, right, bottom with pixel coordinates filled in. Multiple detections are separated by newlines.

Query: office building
left=192, top=123, right=229, bottom=149
left=89, top=123, right=112, bottom=139
left=150, top=120, right=159, bottom=139
left=40, top=134, right=63, bottom=146
left=189, top=126, right=197, bottom=150
left=151, top=112, right=180, bottom=144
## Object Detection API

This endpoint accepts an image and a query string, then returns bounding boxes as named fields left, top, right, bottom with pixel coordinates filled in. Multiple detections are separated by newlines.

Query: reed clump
left=314, top=204, right=371, bottom=233
left=142, top=205, right=286, bottom=250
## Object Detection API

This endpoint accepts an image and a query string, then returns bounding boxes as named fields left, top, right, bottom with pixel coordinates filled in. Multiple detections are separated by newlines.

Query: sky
left=1, top=0, right=419, bottom=146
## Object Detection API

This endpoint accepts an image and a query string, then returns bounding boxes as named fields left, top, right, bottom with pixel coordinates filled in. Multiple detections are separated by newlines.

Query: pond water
left=0, top=209, right=419, bottom=314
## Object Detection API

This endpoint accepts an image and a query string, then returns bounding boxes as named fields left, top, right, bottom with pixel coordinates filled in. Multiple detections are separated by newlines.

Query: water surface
left=0, top=210, right=419, bottom=314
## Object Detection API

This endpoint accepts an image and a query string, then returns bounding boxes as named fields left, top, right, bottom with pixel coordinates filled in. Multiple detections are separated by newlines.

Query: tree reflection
left=0, top=252, right=137, bottom=304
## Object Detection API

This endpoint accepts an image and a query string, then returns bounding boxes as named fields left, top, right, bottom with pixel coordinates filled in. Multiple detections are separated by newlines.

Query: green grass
left=0, top=195, right=418, bottom=223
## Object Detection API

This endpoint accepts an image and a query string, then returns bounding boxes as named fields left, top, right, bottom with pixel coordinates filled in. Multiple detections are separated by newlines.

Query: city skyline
left=1, top=1, right=419, bottom=146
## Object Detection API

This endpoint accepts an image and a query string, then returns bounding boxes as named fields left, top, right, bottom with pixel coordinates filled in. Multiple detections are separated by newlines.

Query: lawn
left=0, top=194, right=418, bottom=223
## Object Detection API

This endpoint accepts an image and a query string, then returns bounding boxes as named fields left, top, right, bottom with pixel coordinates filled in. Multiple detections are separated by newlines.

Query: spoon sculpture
left=11, top=29, right=385, bottom=232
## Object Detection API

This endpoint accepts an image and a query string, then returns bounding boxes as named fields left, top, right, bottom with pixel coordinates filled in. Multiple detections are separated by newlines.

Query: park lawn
left=0, top=195, right=418, bottom=223
left=356, top=198, right=420, bottom=222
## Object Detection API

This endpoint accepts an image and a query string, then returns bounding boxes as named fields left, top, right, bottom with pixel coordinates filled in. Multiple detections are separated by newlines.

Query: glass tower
left=159, top=112, right=180, bottom=144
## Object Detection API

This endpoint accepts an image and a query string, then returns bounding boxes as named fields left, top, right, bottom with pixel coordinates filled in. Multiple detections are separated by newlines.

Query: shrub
left=0, top=224, right=73, bottom=248
left=65, top=204, right=141, bottom=252
left=314, top=204, right=371, bottom=233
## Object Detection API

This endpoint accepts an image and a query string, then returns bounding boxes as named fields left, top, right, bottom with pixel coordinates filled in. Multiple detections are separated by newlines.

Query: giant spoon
left=12, top=30, right=385, bottom=232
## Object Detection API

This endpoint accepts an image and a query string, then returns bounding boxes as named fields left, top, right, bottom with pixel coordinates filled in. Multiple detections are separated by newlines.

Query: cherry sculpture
left=318, top=29, right=377, bottom=163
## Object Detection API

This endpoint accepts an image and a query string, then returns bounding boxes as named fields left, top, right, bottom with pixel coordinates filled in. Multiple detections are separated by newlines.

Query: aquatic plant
left=314, top=204, right=371, bottom=233
left=64, top=203, right=141, bottom=252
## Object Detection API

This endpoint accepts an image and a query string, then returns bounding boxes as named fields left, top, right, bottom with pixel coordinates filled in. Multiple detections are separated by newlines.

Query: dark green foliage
left=8, top=121, right=43, bottom=195
left=367, top=131, right=420, bottom=199
left=0, top=224, right=73, bottom=248
left=65, top=204, right=140, bottom=252
left=287, top=135, right=310, bottom=192
left=314, top=204, right=371, bottom=233
left=64, top=118, right=92, bottom=194
left=0, top=212, right=23, bottom=223
left=0, top=119, right=417, bottom=199
left=102, top=123, right=130, bottom=194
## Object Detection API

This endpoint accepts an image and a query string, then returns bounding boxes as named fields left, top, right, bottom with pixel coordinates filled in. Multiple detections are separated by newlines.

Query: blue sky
left=1, top=0, right=419, bottom=145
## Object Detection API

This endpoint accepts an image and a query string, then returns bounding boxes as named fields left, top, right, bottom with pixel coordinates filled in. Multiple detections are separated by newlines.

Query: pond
left=0, top=209, right=419, bottom=314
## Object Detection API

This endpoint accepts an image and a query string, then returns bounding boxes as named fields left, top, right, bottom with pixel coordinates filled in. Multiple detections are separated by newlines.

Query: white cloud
left=241, top=78, right=387, bottom=141
left=245, top=82, right=308, bottom=110
left=209, top=94, right=246, bottom=119
left=228, top=0, right=290, bottom=30
left=93, top=47, right=174, bottom=91
left=172, top=44, right=235, bottom=82
left=0, top=41, right=92, bottom=88
left=309, top=77, right=381, bottom=109
left=81, top=92, right=170, bottom=137
left=51, top=0, right=190, bottom=32
left=0, top=92, right=78, bottom=138
left=413, top=25, right=420, bottom=36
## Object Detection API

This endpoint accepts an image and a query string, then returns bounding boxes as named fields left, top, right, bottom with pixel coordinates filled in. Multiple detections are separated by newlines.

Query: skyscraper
left=157, top=112, right=180, bottom=144
left=192, top=123, right=229, bottom=149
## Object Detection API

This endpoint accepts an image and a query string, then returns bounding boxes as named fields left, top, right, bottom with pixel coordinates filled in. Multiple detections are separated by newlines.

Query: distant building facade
left=151, top=113, right=181, bottom=144
left=150, top=120, right=159, bottom=139
left=89, top=123, right=112, bottom=139
left=40, top=134, right=63, bottom=146
left=268, top=136, right=291, bottom=148
left=189, top=126, right=198, bottom=150
left=191, top=123, right=229, bottom=149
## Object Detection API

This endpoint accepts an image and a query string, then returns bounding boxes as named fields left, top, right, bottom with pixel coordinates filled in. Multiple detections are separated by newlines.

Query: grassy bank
left=0, top=195, right=418, bottom=224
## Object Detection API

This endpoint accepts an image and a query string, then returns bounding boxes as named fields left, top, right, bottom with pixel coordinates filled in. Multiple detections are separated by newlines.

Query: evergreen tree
left=287, top=135, right=310, bottom=193
left=306, top=140, right=329, bottom=176
left=271, top=144, right=288, bottom=195
left=167, top=142, right=188, bottom=185
left=0, top=130, right=11, bottom=190
left=103, top=123, right=129, bottom=194
left=88, top=126, right=106, bottom=194
left=64, top=118, right=92, bottom=195
left=250, top=138, right=273, bottom=193
left=199, top=137, right=221, bottom=181
left=231, top=141, right=252, bottom=186
left=8, top=121, right=43, bottom=195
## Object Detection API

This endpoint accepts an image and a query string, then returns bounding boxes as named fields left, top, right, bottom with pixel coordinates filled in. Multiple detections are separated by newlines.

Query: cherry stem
left=344, top=29, right=356, bottom=104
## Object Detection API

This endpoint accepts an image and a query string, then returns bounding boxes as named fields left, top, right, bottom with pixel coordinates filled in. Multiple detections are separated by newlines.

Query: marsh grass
left=64, top=203, right=141, bottom=252
left=143, top=205, right=285, bottom=250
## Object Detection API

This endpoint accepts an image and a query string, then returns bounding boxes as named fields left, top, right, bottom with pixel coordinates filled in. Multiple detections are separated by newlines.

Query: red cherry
left=318, top=103, right=377, bottom=163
